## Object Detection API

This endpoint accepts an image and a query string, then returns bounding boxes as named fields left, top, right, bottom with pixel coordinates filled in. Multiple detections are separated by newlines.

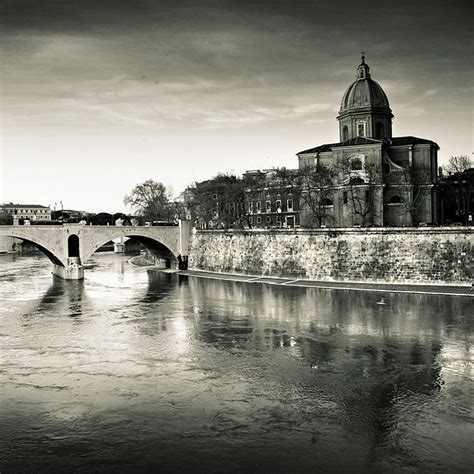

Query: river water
left=0, top=252, right=472, bottom=473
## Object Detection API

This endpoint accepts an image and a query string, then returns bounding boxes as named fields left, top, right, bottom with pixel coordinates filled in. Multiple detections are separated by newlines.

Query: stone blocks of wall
left=189, top=228, right=473, bottom=284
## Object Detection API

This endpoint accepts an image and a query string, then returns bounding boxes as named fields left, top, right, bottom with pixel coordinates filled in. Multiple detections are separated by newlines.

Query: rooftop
left=0, top=203, right=50, bottom=209
left=297, top=136, right=439, bottom=155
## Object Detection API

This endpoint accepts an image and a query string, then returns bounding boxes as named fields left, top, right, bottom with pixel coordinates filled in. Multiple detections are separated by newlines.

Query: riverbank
left=171, top=268, right=473, bottom=297
left=128, top=255, right=155, bottom=267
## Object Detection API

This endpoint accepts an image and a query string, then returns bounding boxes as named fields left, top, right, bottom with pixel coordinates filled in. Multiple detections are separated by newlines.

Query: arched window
left=376, top=122, right=385, bottom=138
left=357, top=122, right=366, bottom=137
left=68, top=234, right=80, bottom=257
left=321, top=198, right=333, bottom=206
left=342, top=126, right=349, bottom=141
left=388, top=195, right=403, bottom=205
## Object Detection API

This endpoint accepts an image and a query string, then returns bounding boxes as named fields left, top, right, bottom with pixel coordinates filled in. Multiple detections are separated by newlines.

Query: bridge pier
left=52, top=257, right=84, bottom=280
left=113, top=237, right=125, bottom=253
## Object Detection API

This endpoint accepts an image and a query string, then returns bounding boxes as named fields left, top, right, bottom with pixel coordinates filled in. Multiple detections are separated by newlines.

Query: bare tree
left=444, top=155, right=472, bottom=175
left=385, top=165, right=429, bottom=226
left=186, top=174, right=246, bottom=229
left=298, top=165, right=336, bottom=227
left=124, top=180, right=172, bottom=222
left=340, top=158, right=381, bottom=227
left=441, top=155, right=472, bottom=224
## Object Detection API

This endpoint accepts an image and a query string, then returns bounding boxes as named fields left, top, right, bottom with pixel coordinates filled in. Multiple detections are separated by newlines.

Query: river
left=0, top=252, right=472, bottom=473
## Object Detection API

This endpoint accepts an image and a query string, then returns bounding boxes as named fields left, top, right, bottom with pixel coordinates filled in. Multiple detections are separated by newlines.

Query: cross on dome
left=357, top=52, right=370, bottom=79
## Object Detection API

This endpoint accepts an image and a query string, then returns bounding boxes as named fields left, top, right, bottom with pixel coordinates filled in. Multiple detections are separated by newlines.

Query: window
left=249, top=217, right=253, bottom=224
left=321, top=198, right=333, bottom=206
left=342, top=125, right=349, bottom=141
left=376, top=122, right=385, bottom=138
left=275, top=199, right=281, bottom=210
left=256, top=216, right=261, bottom=224
left=343, top=191, right=348, bottom=204
left=357, top=122, right=365, bottom=137
left=276, top=215, right=282, bottom=223
left=287, top=199, right=293, bottom=211
left=388, top=195, right=403, bottom=205
left=212, top=193, right=217, bottom=199
left=266, top=200, right=271, bottom=213
left=266, top=216, right=271, bottom=224
left=351, top=158, right=363, bottom=170
left=365, top=190, right=370, bottom=202
left=349, top=177, right=365, bottom=185
left=256, top=202, right=261, bottom=213
left=249, top=202, right=254, bottom=213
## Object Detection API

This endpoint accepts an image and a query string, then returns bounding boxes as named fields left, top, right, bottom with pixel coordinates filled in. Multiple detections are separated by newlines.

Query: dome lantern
left=337, top=54, right=393, bottom=142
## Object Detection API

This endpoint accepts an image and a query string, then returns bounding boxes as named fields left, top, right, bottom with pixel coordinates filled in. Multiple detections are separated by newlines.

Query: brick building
left=244, top=169, right=300, bottom=228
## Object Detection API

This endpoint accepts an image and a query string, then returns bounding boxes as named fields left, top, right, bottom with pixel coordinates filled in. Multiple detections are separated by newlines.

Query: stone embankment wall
left=189, top=228, right=473, bottom=285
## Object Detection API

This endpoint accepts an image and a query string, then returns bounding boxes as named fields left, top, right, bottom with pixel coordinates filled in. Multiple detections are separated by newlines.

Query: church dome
left=339, top=56, right=391, bottom=113
left=337, top=55, right=393, bottom=141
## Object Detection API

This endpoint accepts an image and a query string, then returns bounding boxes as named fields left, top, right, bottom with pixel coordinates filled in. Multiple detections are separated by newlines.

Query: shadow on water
left=140, top=270, right=179, bottom=304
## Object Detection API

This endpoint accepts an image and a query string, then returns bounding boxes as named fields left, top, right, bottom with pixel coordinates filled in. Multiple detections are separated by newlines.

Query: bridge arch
left=2, top=233, right=66, bottom=267
left=82, top=233, right=178, bottom=265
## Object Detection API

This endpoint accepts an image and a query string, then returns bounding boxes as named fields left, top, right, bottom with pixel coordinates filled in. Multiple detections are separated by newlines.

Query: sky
left=0, top=0, right=472, bottom=213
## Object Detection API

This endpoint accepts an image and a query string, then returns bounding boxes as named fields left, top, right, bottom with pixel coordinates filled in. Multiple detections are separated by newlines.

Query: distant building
left=297, top=55, right=439, bottom=227
left=0, top=203, right=51, bottom=221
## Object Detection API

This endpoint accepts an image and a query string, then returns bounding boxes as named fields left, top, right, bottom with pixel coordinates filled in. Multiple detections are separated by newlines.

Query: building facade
left=0, top=203, right=52, bottom=221
left=437, top=167, right=473, bottom=225
left=297, top=55, right=439, bottom=227
left=244, top=169, right=301, bottom=228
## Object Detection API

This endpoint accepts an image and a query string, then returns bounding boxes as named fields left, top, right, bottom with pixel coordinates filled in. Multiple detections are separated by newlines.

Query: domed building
left=297, top=55, right=439, bottom=227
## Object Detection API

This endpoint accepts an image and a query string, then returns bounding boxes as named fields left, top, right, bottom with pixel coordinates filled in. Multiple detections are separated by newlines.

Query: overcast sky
left=1, top=0, right=472, bottom=213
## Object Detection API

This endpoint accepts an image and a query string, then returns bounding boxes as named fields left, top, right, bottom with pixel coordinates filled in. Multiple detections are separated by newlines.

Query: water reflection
left=0, top=253, right=472, bottom=472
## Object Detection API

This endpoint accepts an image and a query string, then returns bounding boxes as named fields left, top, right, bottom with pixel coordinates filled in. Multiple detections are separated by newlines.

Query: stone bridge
left=0, top=221, right=192, bottom=279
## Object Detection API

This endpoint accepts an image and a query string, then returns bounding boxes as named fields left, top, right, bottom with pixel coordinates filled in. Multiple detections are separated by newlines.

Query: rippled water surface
left=0, top=253, right=473, bottom=473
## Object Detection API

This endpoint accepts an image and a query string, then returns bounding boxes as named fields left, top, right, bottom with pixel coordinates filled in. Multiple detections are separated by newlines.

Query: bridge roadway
left=0, top=221, right=192, bottom=279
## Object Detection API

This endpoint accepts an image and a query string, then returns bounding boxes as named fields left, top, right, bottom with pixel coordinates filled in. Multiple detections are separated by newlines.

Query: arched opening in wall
left=342, top=126, right=349, bottom=141
left=68, top=234, right=80, bottom=257
left=321, top=198, right=333, bottom=206
left=376, top=123, right=385, bottom=139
